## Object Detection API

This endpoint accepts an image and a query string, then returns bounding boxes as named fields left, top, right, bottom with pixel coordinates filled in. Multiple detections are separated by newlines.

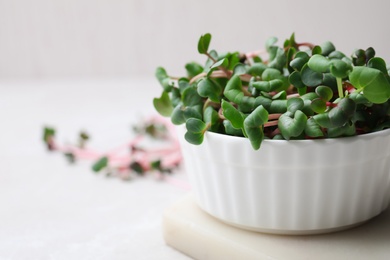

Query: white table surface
left=0, top=78, right=191, bottom=260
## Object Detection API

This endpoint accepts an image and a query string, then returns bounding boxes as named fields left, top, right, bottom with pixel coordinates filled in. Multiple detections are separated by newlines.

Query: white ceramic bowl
left=178, top=127, right=390, bottom=235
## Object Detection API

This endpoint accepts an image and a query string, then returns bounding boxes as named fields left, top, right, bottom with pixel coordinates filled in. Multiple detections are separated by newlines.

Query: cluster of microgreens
left=42, top=117, right=182, bottom=180
left=154, top=33, right=390, bottom=150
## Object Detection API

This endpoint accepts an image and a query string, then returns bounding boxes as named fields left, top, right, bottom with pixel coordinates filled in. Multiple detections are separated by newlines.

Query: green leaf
left=222, top=99, right=244, bottom=129
left=226, top=52, right=241, bottom=70
left=171, top=87, right=181, bottom=107
left=328, top=50, right=346, bottom=60
left=155, top=67, right=172, bottom=92
left=315, top=85, right=333, bottom=101
left=224, top=75, right=244, bottom=104
left=312, top=46, right=322, bottom=55
left=308, top=54, right=331, bottom=73
left=365, top=47, right=375, bottom=61
left=268, top=99, right=287, bottom=113
left=328, top=98, right=356, bottom=126
left=207, top=58, right=229, bottom=77
left=268, top=47, right=286, bottom=71
left=183, top=105, right=203, bottom=121
left=197, top=78, right=221, bottom=102
left=305, top=118, right=324, bottom=137
left=289, top=71, right=305, bottom=88
left=251, top=79, right=283, bottom=92
left=310, top=98, right=327, bottom=113
left=313, top=113, right=333, bottom=128
left=185, top=62, right=203, bottom=78
left=349, top=66, right=390, bottom=104
left=182, top=86, right=202, bottom=106
left=247, top=63, right=267, bottom=76
left=301, top=64, right=324, bottom=87
left=153, top=91, right=173, bottom=117
left=204, top=106, right=220, bottom=132
left=327, top=123, right=356, bottom=138
left=287, top=97, right=304, bottom=113
left=272, top=91, right=287, bottom=100
left=92, top=157, right=108, bottom=172
left=367, top=57, right=388, bottom=75
left=262, top=68, right=283, bottom=80
left=210, top=58, right=228, bottom=70
left=43, top=127, right=55, bottom=143
left=330, top=60, right=352, bottom=78
left=290, top=51, right=310, bottom=71
left=265, top=37, right=278, bottom=51
left=130, top=161, right=145, bottom=175
left=171, top=104, right=186, bottom=125
left=244, top=105, right=269, bottom=150
left=185, top=118, right=208, bottom=145
left=186, top=118, right=207, bottom=133
left=320, top=41, right=336, bottom=56
left=233, top=63, right=247, bottom=76
left=198, top=33, right=212, bottom=54
left=278, top=110, right=307, bottom=140
left=178, top=78, right=190, bottom=94
left=223, top=120, right=244, bottom=136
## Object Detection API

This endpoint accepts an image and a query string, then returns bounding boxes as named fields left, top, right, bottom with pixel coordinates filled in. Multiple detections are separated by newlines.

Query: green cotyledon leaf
left=243, top=105, right=269, bottom=150
left=198, top=33, right=212, bottom=54
left=184, top=118, right=208, bottom=145
left=349, top=66, right=390, bottom=104
left=278, top=110, right=307, bottom=140
left=197, top=78, right=222, bottom=102
left=153, top=91, right=173, bottom=117
left=221, top=99, right=244, bottom=129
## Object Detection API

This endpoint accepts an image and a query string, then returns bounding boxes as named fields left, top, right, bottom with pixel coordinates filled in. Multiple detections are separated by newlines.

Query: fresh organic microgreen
left=349, top=66, right=390, bottom=103
left=290, top=51, right=310, bottom=71
left=305, top=118, right=324, bottom=137
left=247, top=63, right=267, bottom=76
left=301, top=64, right=324, bottom=86
left=43, top=118, right=181, bottom=180
left=224, top=75, right=244, bottom=104
left=185, top=62, right=204, bottom=78
left=155, top=67, right=173, bottom=92
left=233, top=63, right=247, bottom=76
left=182, top=86, right=202, bottom=106
left=197, top=78, right=222, bottom=102
left=185, top=118, right=208, bottom=145
left=329, top=60, right=352, bottom=78
left=64, top=152, right=76, bottom=164
left=244, top=105, right=268, bottom=150
left=278, top=110, right=307, bottom=140
left=198, top=33, right=212, bottom=54
left=130, top=161, right=144, bottom=175
left=308, top=54, right=331, bottom=73
left=92, top=156, right=108, bottom=172
left=203, top=106, right=220, bottom=132
left=367, top=57, right=388, bottom=75
left=287, top=97, right=304, bottom=113
left=320, top=41, right=336, bottom=56
left=153, top=91, right=173, bottom=117
left=153, top=33, right=390, bottom=149
left=223, top=120, right=244, bottom=136
left=221, top=99, right=244, bottom=129
left=315, top=86, right=333, bottom=101
left=310, top=98, right=327, bottom=114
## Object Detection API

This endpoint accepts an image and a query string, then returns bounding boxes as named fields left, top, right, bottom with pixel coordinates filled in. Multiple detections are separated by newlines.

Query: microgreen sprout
left=154, top=33, right=390, bottom=149
left=42, top=117, right=182, bottom=181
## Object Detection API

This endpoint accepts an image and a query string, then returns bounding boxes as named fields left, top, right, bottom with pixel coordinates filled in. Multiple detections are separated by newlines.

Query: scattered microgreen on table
left=42, top=117, right=182, bottom=180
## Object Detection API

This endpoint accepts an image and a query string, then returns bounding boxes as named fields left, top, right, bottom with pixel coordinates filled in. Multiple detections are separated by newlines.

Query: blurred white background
left=0, top=0, right=389, bottom=79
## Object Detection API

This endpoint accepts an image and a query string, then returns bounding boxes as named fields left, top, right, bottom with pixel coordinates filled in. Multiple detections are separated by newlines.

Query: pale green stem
left=337, top=77, right=344, bottom=98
